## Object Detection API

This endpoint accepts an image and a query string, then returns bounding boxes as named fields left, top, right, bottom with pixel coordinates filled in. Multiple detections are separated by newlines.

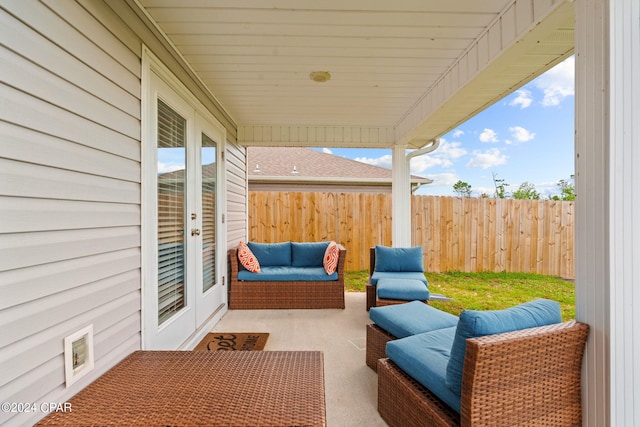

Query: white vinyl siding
left=0, top=1, right=239, bottom=425
left=225, top=143, right=249, bottom=248
left=0, top=1, right=141, bottom=425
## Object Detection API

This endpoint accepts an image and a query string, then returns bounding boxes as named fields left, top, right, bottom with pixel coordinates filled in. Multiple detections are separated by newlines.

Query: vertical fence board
left=247, top=192, right=575, bottom=278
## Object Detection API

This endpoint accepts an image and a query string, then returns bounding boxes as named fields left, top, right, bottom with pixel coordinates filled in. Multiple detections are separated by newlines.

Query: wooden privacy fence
left=248, top=192, right=575, bottom=279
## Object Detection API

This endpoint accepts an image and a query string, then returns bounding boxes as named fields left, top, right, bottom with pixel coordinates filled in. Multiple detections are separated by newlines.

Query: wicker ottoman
left=37, top=350, right=326, bottom=427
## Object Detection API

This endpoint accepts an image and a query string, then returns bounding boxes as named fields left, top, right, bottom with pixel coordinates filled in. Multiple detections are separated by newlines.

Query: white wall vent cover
left=64, top=324, right=94, bottom=387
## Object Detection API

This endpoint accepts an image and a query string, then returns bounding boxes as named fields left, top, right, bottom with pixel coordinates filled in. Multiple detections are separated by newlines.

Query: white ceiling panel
left=138, top=0, right=574, bottom=147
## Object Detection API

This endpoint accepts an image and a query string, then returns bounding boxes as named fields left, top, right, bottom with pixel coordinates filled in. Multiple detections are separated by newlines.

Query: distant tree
left=549, top=175, right=575, bottom=201
left=512, top=182, right=541, bottom=200
left=492, top=172, right=510, bottom=199
left=453, top=180, right=473, bottom=197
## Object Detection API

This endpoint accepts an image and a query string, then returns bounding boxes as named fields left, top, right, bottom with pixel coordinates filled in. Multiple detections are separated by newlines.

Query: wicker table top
left=37, top=350, right=326, bottom=426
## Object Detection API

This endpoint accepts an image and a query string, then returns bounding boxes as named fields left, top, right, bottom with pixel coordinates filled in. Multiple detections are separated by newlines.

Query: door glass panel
left=201, top=133, right=216, bottom=293
left=157, top=99, right=186, bottom=324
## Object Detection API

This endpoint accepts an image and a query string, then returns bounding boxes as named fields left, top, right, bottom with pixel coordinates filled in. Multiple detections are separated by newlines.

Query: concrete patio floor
left=211, top=292, right=387, bottom=427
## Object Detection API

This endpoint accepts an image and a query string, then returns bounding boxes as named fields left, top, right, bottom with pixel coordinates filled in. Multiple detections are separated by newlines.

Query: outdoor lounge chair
left=378, top=321, right=589, bottom=426
left=366, top=246, right=430, bottom=310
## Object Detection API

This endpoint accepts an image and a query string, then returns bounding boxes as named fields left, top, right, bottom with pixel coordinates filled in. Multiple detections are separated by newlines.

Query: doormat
left=193, top=333, right=269, bottom=351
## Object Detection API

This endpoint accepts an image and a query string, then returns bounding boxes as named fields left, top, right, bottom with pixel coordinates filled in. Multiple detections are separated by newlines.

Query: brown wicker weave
left=377, top=321, right=590, bottom=427
left=228, top=245, right=346, bottom=309
left=366, top=323, right=396, bottom=372
left=37, top=350, right=326, bottom=427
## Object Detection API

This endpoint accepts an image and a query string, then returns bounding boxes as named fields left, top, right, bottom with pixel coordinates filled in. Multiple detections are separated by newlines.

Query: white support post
left=575, top=0, right=640, bottom=425
left=391, top=144, right=411, bottom=247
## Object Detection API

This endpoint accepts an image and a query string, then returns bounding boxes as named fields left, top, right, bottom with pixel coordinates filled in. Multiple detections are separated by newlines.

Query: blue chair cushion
left=247, top=241, right=292, bottom=267
left=377, top=278, right=430, bottom=301
left=369, top=300, right=459, bottom=339
left=238, top=266, right=338, bottom=282
left=291, top=241, right=329, bottom=267
left=386, top=327, right=461, bottom=413
left=374, top=245, right=424, bottom=272
left=370, top=271, right=427, bottom=285
left=446, top=298, right=562, bottom=395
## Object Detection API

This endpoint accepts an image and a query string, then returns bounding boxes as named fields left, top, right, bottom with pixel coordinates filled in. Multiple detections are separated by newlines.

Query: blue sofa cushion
left=374, top=245, right=424, bottom=272
left=370, top=271, right=428, bottom=286
left=247, top=241, right=292, bottom=267
left=386, top=327, right=461, bottom=413
left=291, top=241, right=330, bottom=267
left=377, top=278, right=430, bottom=301
left=446, top=298, right=562, bottom=396
left=238, top=266, right=338, bottom=282
left=369, top=301, right=458, bottom=339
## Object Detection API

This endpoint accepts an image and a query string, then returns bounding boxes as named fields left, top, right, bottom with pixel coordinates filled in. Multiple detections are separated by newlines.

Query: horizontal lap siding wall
left=226, top=143, right=248, bottom=249
left=0, top=1, right=242, bottom=425
left=0, top=2, right=142, bottom=426
left=249, top=192, right=574, bottom=278
left=0, top=1, right=146, bottom=425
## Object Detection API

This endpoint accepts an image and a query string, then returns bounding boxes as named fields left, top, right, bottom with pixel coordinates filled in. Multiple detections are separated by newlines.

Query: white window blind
left=157, top=99, right=186, bottom=324
left=201, top=133, right=216, bottom=293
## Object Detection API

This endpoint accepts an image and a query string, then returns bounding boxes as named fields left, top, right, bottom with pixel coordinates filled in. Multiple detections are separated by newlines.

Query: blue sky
left=318, top=56, right=575, bottom=198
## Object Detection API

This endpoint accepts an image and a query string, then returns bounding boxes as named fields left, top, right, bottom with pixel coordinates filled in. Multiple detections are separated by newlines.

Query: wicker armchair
left=377, top=320, right=589, bottom=427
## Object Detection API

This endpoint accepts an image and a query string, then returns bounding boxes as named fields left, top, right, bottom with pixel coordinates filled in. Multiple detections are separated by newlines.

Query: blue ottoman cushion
left=386, top=327, right=461, bottom=413
left=369, top=300, right=459, bottom=339
left=377, top=278, right=430, bottom=301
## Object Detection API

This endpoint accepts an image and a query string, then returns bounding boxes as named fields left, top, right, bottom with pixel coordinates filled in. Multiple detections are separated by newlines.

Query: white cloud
left=410, top=156, right=450, bottom=174
left=534, top=56, right=575, bottom=106
left=475, top=186, right=495, bottom=197
left=437, top=140, right=467, bottom=159
left=407, top=139, right=468, bottom=174
left=355, top=154, right=392, bottom=169
left=535, top=181, right=559, bottom=198
left=479, top=128, right=498, bottom=143
left=425, top=173, right=459, bottom=187
left=452, top=129, right=464, bottom=138
left=322, top=147, right=332, bottom=154
left=466, top=148, right=508, bottom=169
left=509, top=126, right=536, bottom=143
left=509, top=89, right=533, bottom=109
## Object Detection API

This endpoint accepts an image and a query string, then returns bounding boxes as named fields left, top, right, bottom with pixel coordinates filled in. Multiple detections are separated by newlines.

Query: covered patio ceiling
left=137, top=0, right=574, bottom=149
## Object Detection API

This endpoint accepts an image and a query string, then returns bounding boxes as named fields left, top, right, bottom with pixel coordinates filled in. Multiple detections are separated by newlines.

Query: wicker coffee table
left=37, top=350, right=326, bottom=426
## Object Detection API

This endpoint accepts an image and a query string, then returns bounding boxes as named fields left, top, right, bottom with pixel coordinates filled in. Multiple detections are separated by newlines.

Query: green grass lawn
left=345, top=270, right=576, bottom=321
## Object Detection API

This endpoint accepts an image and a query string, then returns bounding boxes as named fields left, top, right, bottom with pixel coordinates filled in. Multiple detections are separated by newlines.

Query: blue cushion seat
left=377, top=278, right=430, bottom=301
left=369, top=300, right=459, bottom=339
left=238, top=266, right=338, bottom=282
left=386, top=327, right=461, bottom=413
left=370, top=271, right=428, bottom=285
left=445, top=298, right=563, bottom=395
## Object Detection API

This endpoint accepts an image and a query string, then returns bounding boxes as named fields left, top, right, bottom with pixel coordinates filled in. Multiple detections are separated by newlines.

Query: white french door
left=143, top=64, right=225, bottom=350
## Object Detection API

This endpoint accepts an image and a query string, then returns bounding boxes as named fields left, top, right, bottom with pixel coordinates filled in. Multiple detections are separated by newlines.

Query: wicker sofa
left=370, top=300, right=590, bottom=426
left=228, top=241, right=346, bottom=309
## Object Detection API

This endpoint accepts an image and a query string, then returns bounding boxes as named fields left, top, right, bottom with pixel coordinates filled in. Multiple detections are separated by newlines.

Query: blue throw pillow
left=291, top=241, right=330, bottom=267
left=374, top=245, right=424, bottom=272
left=247, top=241, right=292, bottom=267
left=445, top=298, right=562, bottom=396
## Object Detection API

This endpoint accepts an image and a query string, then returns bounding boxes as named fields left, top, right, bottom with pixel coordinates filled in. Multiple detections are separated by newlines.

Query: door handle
left=191, top=228, right=201, bottom=236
